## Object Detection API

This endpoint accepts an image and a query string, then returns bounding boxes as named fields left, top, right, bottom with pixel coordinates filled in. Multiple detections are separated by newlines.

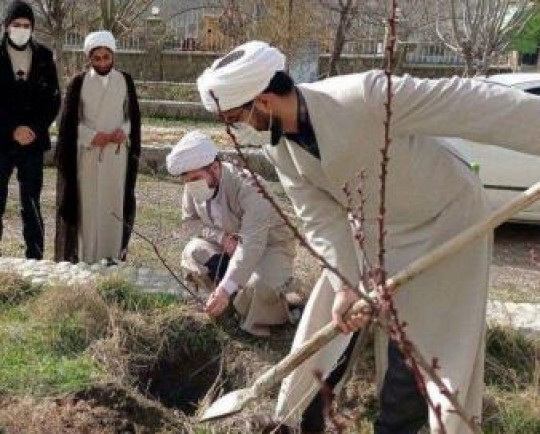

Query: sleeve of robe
left=54, top=73, right=85, bottom=262
left=120, top=72, right=141, bottom=254
left=363, top=71, right=540, bottom=154
left=219, top=176, right=278, bottom=289
left=263, top=146, right=361, bottom=292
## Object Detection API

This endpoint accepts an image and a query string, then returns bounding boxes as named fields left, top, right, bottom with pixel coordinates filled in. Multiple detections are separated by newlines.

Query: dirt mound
left=0, top=384, right=184, bottom=434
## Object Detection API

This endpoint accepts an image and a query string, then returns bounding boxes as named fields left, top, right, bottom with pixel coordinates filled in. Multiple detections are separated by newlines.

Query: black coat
left=0, top=35, right=60, bottom=153
left=54, top=70, right=141, bottom=262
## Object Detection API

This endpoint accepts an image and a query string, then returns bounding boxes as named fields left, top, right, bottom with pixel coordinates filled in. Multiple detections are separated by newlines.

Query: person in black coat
left=0, top=0, right=60, bottom=259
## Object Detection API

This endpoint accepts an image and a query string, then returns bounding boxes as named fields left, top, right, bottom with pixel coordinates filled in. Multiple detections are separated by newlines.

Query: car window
left=525, top=87, right=540, bottom=96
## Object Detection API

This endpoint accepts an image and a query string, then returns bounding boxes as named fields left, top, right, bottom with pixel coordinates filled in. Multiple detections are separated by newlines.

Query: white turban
left=84, top=31, right=116, bottom=57
left=166, top=131, right=218, bottom=176
left=197, top=40, right=286, bottom=112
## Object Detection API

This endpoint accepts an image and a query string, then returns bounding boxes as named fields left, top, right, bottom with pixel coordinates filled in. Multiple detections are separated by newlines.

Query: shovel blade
left=200, top=388, right=254, bottom=422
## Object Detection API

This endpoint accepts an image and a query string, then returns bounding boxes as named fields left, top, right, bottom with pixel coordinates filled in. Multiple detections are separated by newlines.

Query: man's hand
left=13, top=126, right=36, bottom=146
left=221, top=233, right=238, bottom=255
left=332, top=288, right=374, bottom=333
left=111, top=129, right=127, bottom=145
left=205, top=286, right=230, bottom=317
left=91, top=132, right=111, bottom=148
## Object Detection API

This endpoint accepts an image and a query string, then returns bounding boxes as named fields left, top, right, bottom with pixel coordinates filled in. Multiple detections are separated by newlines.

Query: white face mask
left=232, top=104, right=273, bottom=148
left=185, top=179, right=215, bottom=202
left=8, top=27, right=32, bottom=47
left=233, top=123, right=272, bottom=148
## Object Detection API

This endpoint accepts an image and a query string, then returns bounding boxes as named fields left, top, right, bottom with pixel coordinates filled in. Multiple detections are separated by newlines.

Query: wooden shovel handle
left=252, top=181, right=540, bottom=396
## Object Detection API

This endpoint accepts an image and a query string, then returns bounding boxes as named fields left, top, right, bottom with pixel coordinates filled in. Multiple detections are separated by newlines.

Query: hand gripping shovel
left=200, top=181, right=540, bottom=422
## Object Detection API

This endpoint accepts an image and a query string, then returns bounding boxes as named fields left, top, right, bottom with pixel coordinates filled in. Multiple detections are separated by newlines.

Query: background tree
left=248, top=0, right=322, bottom=65
left=355, top=0, right=434, bottom=72
left=30, top=0, right=89, bottom=90
left=511, top=5, right=540, bottom=66
left=319, top=0, right=361, bottom=76
left=97, top=0, right=154, bottom=36
left=431, top=0, right=535, bottom=76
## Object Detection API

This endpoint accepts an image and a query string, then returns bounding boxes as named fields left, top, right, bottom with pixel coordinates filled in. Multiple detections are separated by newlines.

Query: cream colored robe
left=268, top=71, right=540, bottom=433
left=76, top=69, right=130, bottom=263
left=181, top=162, right=296, bottom=333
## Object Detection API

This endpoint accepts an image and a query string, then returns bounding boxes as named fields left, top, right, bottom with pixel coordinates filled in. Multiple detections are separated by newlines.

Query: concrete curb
left=44, top=142, right=279, bottom=180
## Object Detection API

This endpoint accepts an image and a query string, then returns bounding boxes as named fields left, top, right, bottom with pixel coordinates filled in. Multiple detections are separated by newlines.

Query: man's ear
left=210, top=160, right=221, bottom=175
left=254, top=93, right=274, bottom=113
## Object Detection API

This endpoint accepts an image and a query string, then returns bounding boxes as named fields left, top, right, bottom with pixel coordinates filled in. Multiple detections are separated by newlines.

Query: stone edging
left=0, top=257, right=188, bottom=297
left=0, top=257, right=538, bottom=340
left=43, top=143, right=278, bottom=180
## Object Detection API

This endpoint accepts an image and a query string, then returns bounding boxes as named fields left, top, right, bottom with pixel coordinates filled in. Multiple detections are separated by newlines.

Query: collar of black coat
left=282, top=87, right=320, bottom=159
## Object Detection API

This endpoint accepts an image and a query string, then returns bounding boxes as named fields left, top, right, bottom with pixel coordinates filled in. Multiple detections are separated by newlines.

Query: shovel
left=200, top=181, right=540, bottom=422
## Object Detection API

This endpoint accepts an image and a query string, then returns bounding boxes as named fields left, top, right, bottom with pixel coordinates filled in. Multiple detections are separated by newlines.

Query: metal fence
left=402, top=41, right=511, bottom=67
left=64, top=31, right=144, bottom=51
left=60, top=6, right=512, bottom=69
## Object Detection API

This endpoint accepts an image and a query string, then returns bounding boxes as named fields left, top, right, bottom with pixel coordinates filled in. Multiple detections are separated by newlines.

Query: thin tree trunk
left=328, top=0, right=354, bottom=76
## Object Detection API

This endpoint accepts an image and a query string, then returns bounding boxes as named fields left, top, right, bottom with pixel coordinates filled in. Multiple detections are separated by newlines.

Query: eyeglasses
left=219, top=102, right=254, bottom=128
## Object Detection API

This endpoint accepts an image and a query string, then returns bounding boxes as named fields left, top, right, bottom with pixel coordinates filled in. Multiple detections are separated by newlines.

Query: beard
left=94, top=64, right=113, bottom=76
left=205, top=166, right=220, bottom=189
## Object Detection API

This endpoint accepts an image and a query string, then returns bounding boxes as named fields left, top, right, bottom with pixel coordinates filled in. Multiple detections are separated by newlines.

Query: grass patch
left=97, top=277, right=180, bottom=312
left=482, top=326, right=539, bottom=433
left=142, top=116, right=219, bottom=129
left=0, top=273, right=41, bottom=308
left=485, top=326, right=536, bottom=390
left=0, top=284, right=110, bottom=396
left=483, top=389, right=540, bottom=433
left=135, top=82, right=200, bottom=102
left=0, top=317, right=103, bottom=396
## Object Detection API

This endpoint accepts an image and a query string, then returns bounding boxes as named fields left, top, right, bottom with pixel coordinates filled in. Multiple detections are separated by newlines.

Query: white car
left=449, top=73, right=540, bottom=223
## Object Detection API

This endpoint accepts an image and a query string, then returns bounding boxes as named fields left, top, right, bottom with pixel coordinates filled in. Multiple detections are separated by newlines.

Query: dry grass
left=0, top=272, right=539, bottom=432
left=0, top=273, right=41, bottom=307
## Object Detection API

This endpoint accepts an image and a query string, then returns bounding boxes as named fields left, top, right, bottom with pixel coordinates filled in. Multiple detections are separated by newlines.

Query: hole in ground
left=138, top=350, right=221, bottom=415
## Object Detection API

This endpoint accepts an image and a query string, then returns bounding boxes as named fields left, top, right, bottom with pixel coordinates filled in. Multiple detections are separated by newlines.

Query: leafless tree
left=30, top=0, right=154, bottom=87
left=30, top=0, right=89, bottom=89
left=355, top=0, right=435, bottom=72
left=319, top=0, right=361, bottom=76
left=432, top=0, right=535, bottom=76
left=97, top=0, right=154, bottom=36
left=248, top=0, right=323, bottom=64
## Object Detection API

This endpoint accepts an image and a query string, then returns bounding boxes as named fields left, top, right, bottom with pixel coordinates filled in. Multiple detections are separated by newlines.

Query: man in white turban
left=55, top=30, right=141, bottom=264
left=197, top=41, right=540, bottom=433
left=167, top=130, right=298, bottom=337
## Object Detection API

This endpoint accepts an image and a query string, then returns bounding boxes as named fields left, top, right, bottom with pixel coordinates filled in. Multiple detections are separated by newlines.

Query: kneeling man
left=167, top=131, right=297, bottom=336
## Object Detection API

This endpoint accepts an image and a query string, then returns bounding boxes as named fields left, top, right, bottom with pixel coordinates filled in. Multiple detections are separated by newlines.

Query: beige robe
left=268, top=71, right=540, bottom=432
left=181, top=162, right=297, bottom=335
left=76, top=69, right=130, bottom=263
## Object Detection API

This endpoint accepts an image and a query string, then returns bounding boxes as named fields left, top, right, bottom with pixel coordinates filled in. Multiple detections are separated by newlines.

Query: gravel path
left=490, top=224, right=540, bottom=303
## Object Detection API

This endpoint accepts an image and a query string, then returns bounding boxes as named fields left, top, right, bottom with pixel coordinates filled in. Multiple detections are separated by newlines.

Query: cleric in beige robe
left=166, top=131, right=297, bottom=337
left=197, top=41, right=540, bottom=433
left=55, top=31, right=140, bottom=264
